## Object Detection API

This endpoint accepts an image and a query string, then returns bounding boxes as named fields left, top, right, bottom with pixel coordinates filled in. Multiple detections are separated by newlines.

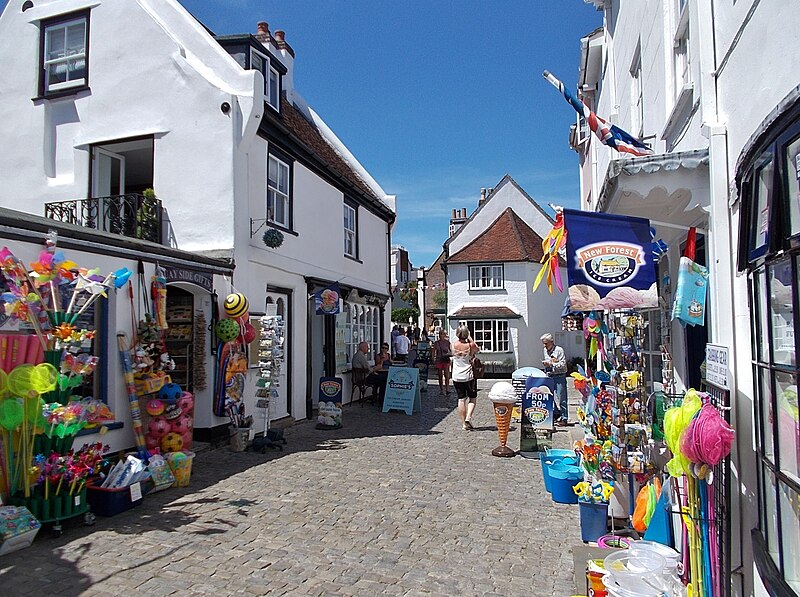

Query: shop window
left=461, top=319, right=510, bottom=352
left=340, top=302, right=379, bottom=370
left=40, top=11, right=89, bottom=96
left=741, top=110, right=800, bottom=591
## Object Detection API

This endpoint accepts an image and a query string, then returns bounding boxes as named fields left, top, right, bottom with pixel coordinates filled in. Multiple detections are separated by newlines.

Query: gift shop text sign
left=705, top=344, right=729, bottom=390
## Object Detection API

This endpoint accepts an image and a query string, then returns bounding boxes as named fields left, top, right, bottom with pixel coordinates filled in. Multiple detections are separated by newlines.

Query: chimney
left=256, top=21, right=270, bottom=43
left=478, top=188, right=487, bottom=207
left=273, top=30, right=295, bottom=57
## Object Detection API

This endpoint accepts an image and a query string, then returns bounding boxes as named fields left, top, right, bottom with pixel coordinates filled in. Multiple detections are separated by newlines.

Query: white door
left=92, top=148, right=126, bottom=232
left=266, top=291, right=290, bottom=420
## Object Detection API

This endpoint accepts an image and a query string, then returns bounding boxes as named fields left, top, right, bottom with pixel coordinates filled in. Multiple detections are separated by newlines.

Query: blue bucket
left=541, top=455, right=578, bottom=493
left=579, top=501, right=609, bottom=542
left=549, top=461, right=583, bottom=504
left=546, top=449, right=576, bottom=458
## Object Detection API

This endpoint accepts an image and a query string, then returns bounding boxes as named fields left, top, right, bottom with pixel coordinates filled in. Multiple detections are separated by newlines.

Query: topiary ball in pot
left=262, top=228, right=284, bottom=248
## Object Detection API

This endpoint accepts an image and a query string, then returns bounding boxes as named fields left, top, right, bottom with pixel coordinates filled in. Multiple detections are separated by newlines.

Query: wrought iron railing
left=44, top=193, right=163, bottom=244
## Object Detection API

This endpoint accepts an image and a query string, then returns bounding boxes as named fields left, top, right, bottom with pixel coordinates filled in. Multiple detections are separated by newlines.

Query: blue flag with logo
left=564, top=209, right=657, bottom=311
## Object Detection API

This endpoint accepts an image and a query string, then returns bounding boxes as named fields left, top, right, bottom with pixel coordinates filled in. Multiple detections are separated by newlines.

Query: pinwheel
left=533, top=209, right=567, bottom=293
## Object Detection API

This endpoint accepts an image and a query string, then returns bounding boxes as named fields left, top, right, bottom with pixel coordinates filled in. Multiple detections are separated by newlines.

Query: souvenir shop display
left=250, top=312, right=286, bottom=452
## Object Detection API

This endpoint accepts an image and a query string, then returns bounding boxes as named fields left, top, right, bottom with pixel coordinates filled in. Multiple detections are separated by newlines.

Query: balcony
left=45, top=193, right=163, bottom=244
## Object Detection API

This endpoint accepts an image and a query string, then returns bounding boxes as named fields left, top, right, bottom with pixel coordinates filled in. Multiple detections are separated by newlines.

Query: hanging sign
left=705, top=344, right=729, bottom=390
left=314, top=283, right=341, bottom=315
left=520, top=375, right=555, bottom=454
left=382, top=366, right=421, bottom=416
left=564, top=209, right=657, bottom=311
left=316, top=377, right=343, bottom=429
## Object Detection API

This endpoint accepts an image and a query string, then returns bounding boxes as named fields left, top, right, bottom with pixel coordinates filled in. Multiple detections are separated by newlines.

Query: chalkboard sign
left=520, top=375, right=555, bottom=453
left=413, top=359, right=429, bottom=393
left=382, top=367, right=421, bottom=416
left=316, top=376, right=343, bottom=429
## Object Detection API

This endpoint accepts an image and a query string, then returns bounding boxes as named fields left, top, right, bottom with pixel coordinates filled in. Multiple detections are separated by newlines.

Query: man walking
left=393, top=327, right=410, bottom=363
left=541, top=333, right=568, bottom=426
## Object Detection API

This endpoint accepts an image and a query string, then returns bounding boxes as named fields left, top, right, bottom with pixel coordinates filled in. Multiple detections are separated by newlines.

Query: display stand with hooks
left=251, top=311, right=286, bottom=452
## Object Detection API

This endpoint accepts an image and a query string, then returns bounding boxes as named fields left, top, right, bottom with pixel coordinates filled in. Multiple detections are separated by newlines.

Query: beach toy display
left=548, top=460, right=583, bottom=504
left=166, top=450, right=195, bottom=487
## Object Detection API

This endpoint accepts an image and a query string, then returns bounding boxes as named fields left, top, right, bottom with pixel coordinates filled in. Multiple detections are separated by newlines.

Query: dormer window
left=250, top=49, right=281, bottom=112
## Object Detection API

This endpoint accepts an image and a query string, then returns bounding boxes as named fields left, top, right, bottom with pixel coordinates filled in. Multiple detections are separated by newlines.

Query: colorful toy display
left=223, top=293, right=249, bottom=319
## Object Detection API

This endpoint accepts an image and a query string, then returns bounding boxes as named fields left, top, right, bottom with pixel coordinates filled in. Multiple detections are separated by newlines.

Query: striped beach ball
left=224, top=293, right=249, bottom=319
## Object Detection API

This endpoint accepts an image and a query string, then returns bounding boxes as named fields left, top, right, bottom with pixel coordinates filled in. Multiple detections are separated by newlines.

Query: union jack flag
left=543, top=70, right=653, bottom=157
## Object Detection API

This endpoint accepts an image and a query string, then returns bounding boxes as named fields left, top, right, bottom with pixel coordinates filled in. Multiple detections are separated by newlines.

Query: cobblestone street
left=0, top=382, right=582, bottom=597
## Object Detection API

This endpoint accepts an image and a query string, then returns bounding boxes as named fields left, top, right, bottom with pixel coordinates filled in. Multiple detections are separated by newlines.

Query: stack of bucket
left=601, top=543, right=683, bottom=596
left=540, top=448, right=582, bottom=504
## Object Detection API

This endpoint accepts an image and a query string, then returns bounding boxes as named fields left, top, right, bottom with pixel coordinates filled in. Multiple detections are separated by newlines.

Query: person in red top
left=432, top=330, right=453, bottom=395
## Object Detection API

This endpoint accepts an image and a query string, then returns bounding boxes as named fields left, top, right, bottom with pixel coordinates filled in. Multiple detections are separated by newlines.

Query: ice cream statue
left=488, top=382, right=517, bottom=458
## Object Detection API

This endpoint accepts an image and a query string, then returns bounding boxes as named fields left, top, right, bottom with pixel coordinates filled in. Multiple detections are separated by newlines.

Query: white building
left=575, top=1, right=800, bottom=594
left=390, top=245, right=414, bottom=314
left=0, top=0, right=396, bottom=441
left=444, top=176, right=581, bottom=374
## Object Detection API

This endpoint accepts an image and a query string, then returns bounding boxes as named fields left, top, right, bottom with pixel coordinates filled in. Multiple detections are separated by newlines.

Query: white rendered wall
left=0, top=0, right=266, bottom=253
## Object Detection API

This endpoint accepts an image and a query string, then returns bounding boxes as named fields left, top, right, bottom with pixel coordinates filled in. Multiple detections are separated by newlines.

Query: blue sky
left=179, top=1, right=601, bottom=267
left=1, top=0, right=600, bottom=267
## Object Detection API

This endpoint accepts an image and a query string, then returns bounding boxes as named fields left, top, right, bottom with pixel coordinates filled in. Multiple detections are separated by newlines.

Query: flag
left=315, top=282, right=341, bottom=315
left=543, top=70, right=653, bottom=157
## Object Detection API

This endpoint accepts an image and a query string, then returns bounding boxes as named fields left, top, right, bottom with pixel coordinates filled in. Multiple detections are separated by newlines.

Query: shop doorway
left=265, top=288, right=291, bottom=420
left=165, top=286, right=194, bottom=393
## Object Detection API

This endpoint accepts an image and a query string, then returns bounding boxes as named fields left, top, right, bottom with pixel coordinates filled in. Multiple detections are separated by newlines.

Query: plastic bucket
left=542, top=455, right=578, bottom=493
left=603, top=551, right=669, bottom=593
left=549, top=461, right=582, bottom=504
left=546, top=448, right=576, bottom=458
left=166, top=451, right=195, bottom=488
left=579, top=501, right=609, bottom=542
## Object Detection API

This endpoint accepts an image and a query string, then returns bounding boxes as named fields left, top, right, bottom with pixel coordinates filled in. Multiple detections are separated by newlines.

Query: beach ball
left=146, top=399, right=165, bottom=417
left=215, top=318, right=240, bottom=343
left=224, top=293, right=249, bottom=319
left=164, top=403, right=183, bottom=421
left=171, top=413, right=193, bottom=435
left=243, top=323, right=256, bottom=344
left=146, top=436, right=161, bottom=452
left=180, top=431, right=193, bottom=448
left=148, top=417, right=170, bottom=439
left=161, top=432, right=184, bottom=453
left=158, top=383, right=183, bottom=403
left=177, top=392, right=194, bottom=414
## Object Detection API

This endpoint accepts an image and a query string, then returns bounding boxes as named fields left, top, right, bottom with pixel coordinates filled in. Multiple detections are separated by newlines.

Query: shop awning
left=597, top=149, right=710, bottom=245
left=448, top=306, right=522, bottom=319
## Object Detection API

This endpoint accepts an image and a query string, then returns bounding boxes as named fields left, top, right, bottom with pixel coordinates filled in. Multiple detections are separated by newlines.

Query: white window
left=42, top=15, right=88, bottom=93
left=463, top=320, right=510, bottom=352
left=268, top=66, right=280, bottom=110
left=673, top=0, right=691, bottom=99
left=343, top=303, right=379, bottom=368
left=344, top=203, right=357, bottom=258
left=267, top=155, right=290, bottom=228
left=469, top=265, right=503, bottom=289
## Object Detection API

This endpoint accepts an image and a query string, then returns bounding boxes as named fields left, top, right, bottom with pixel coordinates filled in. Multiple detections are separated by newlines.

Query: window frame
left=39, top=9, right=90, bottom=98
left=250, top=49, right=282, bottom=113
left=672, top=0, right=690, bottom=101
left=460, top=319, right=511, bottom=353
left=630, top=41, right=643, bottom=138
left=344, top=201, right=358, bottom=259
left=468, top=264, right=504, bottom=290
left=267, top=152, right=292, bottom=231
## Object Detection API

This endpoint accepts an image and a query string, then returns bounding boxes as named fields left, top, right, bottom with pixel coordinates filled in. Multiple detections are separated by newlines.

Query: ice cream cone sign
left=489, top=382, right=517, bottom=458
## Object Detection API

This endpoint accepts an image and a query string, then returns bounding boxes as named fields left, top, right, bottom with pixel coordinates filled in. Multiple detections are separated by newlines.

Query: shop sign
left=520, top=375, right=555, bottom=454
left=382, top=366, right=421, bottom=416
left=705, top=344, right=729, bottom=390
left=317, top=377, right=343, bottom=428
left=564, top=209, right=657, bottom=311
left=314, top=282, right=341, bottom=315
left=163, top=266, right=213, bottom=292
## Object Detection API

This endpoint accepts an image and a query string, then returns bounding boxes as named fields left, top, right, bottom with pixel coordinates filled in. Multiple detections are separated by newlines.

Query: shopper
left=451, top=324, right=479, bottom=430
left=432, top=330, right=453, bottom=395
left=541, top=333, right=568, bottom=426
left=393, top=327, right=410, bottom=363
left=390, top=325, right=400, bottom=358
left=412, top=323, right=421, bottom=345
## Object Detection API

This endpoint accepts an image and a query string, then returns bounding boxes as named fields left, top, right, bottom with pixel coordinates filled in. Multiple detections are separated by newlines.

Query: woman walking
left=432, top=330, right=453, bottom=395
left=451, top=324, right=480, bottom=430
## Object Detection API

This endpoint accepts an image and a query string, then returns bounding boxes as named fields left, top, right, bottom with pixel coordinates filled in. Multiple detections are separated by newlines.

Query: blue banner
left=315, top=283, right=341, bottom=315
left=564, top=209, right=657, bottom=311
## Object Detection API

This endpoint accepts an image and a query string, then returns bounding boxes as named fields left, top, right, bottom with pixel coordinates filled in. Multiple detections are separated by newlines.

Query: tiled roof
left=448, top=208, right=554, bottom=264
left=279, top=99, right=381, bottom=202
left=449, top=306, right=521, bottom=319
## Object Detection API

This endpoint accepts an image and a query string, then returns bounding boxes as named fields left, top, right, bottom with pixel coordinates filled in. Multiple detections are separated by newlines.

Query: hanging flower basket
left=262, top=228, right=284, bottom=249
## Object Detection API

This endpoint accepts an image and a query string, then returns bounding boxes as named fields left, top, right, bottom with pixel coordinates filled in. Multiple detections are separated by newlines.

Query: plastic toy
left=171, top=413, right=192, bottom=435
left=164, top=404, right=182, bottom=421
left=224, top=293, right=249, bottom=319
left=215, top=318, right=240, bottom=343
left=158, top=383, right=182, bottom=403
left=147, top=417, right=170, bottom=439
left=161, top=432, right=183, bottom=453
left=145, top=399, right=165, bottom=417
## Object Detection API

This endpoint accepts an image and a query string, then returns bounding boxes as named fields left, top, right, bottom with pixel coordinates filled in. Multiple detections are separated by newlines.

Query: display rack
left=252, top=312, right=286, bottom=452
left=165, top=290, right=193, bottom=392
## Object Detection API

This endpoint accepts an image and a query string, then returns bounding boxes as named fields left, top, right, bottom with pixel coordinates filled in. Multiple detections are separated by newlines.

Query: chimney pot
left=257, top=21, right=269, bottom=34
left=274, top=30, right=286, bottom=42
left=451, top=209, right=456, bottom=218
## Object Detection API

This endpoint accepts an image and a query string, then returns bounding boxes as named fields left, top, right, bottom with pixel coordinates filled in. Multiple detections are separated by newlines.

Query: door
left=91, top=148, right=126, bottom=233
left=266, top=290, right=290, bottom=420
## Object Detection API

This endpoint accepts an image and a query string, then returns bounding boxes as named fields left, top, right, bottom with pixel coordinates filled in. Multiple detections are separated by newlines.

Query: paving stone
left=0, top=381, right=583, bottom=596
